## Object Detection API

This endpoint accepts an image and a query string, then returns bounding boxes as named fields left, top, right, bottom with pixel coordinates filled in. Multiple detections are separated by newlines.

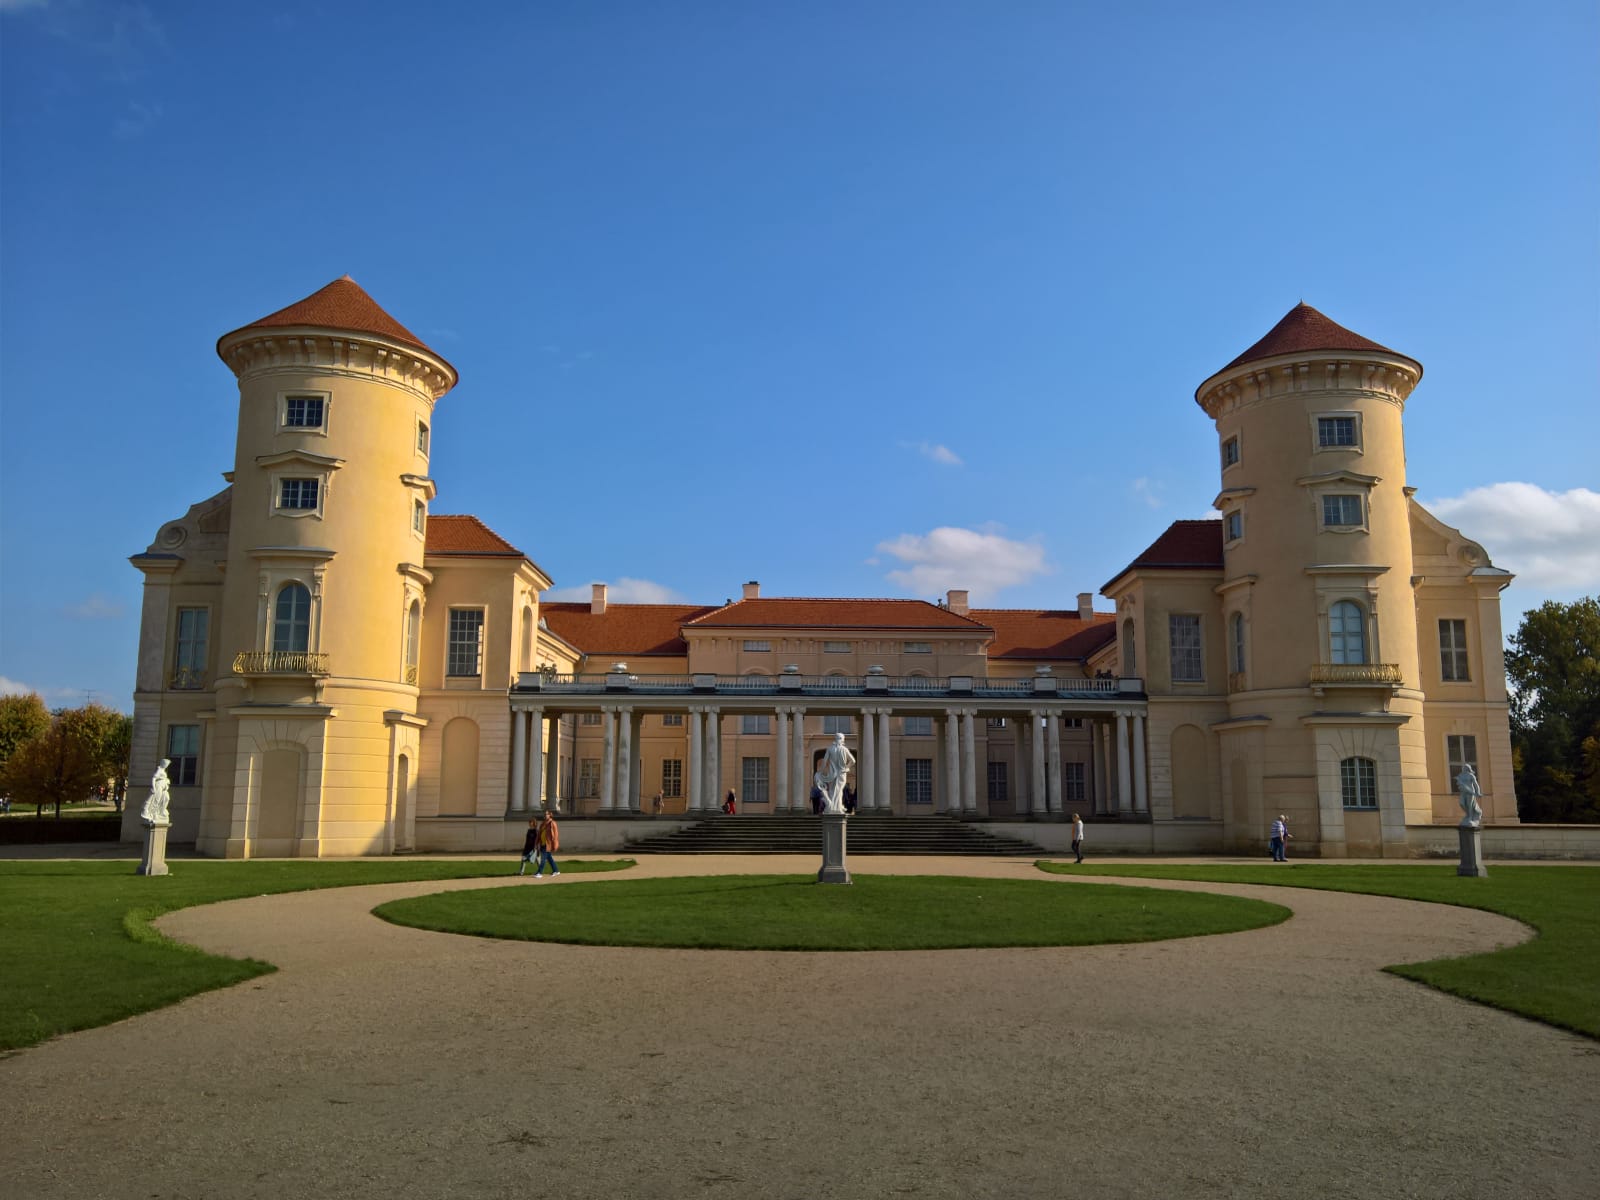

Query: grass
left=375, top=873, right=1290, bottom=951
left=1038, top=861, right=1600, bottom=1039
left=0, top=858, right=630, bottom=1053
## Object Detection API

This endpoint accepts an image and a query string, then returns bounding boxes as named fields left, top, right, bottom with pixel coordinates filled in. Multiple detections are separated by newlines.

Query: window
left=580, top=713, right=602, bottom=726
left=404, top=601, right=421, bottom=679
left=447, top=609, right=485, bottom=676
left=1340, top=757, right=1377, bottom=809
left=1329, top=601, right=1366, bottom=664
left=1224, top=511, right=1242, bottom=542
left=904, top=642, right=932, bottom=654
left=412, top=499, right=426, bottom=534
left=987, top=717, right=1007, bottom=729
left=1231, top=612, right=1246, bottom=675
left=741, top=757, right=770, bottom=805
left=741, top=714, right=770, bottom=735
left=273, top=584, right=311, bottom=652
left=278, top=478, right=319, bottom=511
left=416, top=420, right=430, bottom=455
left=742, top=640, right=771, bottom=652
left=903, top=716, right=932, bottom=736
left=1221, top=435, right=1240, bottom=468
left=577, top=758, right=600, bottom=798
left=905, top=758, right=932, bottom=805
left=283, top=395, right=325, bottom=429
left=1439, top=619, right=1470, bottom=682
left=1063, top=717, right=1084, bottom=729
left=1322, top=494, right=1363, bottom=527
left=661, top=713, right=684, bottom=727
left=987, top=761, right=1008, bottom=802
left=172, top=607, right=209, bottom=688
left=1064, top=762, right=1086, bottom=803
left=822, top=715, right=852, bottom=735
left=1447, top=735, right=1478, bottom=782
left=1169, top=615, right=1203, bottom=683
left=662, top=759, right=683, bottom=798
left=166, top=724, right=200, bottom=787
left=823, top=641, right=851, bottom=653
left=1317, top=415, right=1358, bottom=448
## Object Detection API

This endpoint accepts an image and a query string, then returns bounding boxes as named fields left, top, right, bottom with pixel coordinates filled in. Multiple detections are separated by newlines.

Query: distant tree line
left=0, top=695, right=133, bottom=818
left=1507, top=597, right=1600, bottom=824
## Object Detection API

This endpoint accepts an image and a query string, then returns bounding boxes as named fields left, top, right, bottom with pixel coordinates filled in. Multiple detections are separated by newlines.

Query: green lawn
left=1038, top=862, right=1600, bottom=1039
left=0, top=858, right=630, bottom=1053
left=375, top=873, right=1290, bottom=951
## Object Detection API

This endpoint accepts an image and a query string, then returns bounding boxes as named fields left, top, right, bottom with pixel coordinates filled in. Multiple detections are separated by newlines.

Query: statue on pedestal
left=141, top=759, right=172, bottom=826
left=1456, top=763, right=1483, bottom=828
left=818, top=733, right=856, bottom=815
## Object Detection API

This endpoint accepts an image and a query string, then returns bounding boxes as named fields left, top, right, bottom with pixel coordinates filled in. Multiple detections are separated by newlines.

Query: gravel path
left=4, top=855, right=1597, bottom=1199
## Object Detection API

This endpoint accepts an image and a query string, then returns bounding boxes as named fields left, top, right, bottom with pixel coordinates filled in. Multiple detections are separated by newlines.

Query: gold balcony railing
left=1309, top=663, right=1402, bottom=685
left=169, top=667, right=208, bottom=690
left=233, top=650, right=330, bottom=676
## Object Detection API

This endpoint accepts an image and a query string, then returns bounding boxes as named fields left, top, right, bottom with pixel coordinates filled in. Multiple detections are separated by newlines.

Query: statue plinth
left=1456, top=823, right=1487, bottom=878
left=139, top=819, right=171, bottom=877
left=817, top=812, right=852, bottom=885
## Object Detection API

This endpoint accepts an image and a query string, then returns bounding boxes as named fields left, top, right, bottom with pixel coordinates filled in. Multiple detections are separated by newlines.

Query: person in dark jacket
left=517, top=816, right=539, bottom=876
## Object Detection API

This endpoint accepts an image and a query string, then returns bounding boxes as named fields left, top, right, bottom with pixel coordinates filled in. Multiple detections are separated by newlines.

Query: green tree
left=60, top=704, right=134, bottom=811
left=0, top=692, right=51, bottom=779
left=0, top=713, right=106, bottom=818
left=1505, top=597, right=1600, bottom=823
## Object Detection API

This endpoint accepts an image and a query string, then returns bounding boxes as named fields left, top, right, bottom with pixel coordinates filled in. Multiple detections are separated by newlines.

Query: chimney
left=946, top=589, right=969, bottom=615
left=742, top=580, right=760, bottom=600
left=591, top=583, right=607, bottom=615
left=1077, top=592, right=1094, bottom=620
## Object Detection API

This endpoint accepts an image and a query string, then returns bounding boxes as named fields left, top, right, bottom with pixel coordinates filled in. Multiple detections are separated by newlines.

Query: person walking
left=1269, top=814, right=1291, bottom=862
left=531, top=810, right=561, bottom=878
left=1071, top=813, right=1085, bottom=864
left=517, top=816, right=539, bottom=876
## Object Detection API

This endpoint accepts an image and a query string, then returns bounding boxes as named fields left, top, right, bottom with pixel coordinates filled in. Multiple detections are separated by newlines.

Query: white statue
left=142, top=758, right=172, bottom=825
left=1456, top=764, right=1483, bottom=828
left=817, top=732, right=856, bottom=815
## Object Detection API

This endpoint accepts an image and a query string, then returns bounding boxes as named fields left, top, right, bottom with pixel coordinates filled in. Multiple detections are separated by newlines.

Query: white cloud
left=875, top=525, right=1050, bottom=603
left=900, top=441, right=963, bottom=467
left=1421, top=483, right=1600, bottom=594
left=112, top=99, right=161, bottom=140
left=0, top=676, right=83, bottom=704
left=0, top=0, right=53, bottom=14
left=542, top=577, right=687, bottom=604
left=0, top=676, right=38, bottom=697
left=1132, top=477, right=1164, bottom=509
left=65, top=593, right=126, bottom=620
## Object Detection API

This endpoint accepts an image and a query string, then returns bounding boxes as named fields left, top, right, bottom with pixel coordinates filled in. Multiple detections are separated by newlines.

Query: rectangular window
left=742, top=640, right=770, bottom=652
left=1062, top=717, right=1084, bottom=729
left=166, top=724, right=200, bottom=787
left=283, top=395, right=325, bottom=429
left=823, top=641, right=851, bottom=653
left=662, top=759, right=683, bottom=798
left=580, top=712, right=602, bottom=726
left=446, top=609, right=485, bottom=676
left=1169, top=615, right=1203, bottom=683
left=1439, top=619, right=1470, bottom=682
left=741, top=714, right=770, bottom=735
left=1447, top=735, right=1479, bottom=781
left=172, top=607, right=209, bottom=688
left=661, top=713, right=684, bottom=727
left=1224, top=511, right=1243, bottom=542
left=417, top=421, right=430, bottom=455
left=412, top=499, right=426, bottom=534
left=987, top=761, right=1008, bottom=803
left=1340, top=758, right=1377, bottom=809
left=822, top=715, right=852, bottom=735
left=905, top=758, right=933, bottom=805
left=903, top=716, right=933, bottom=736
left=741, top=757, right=770, bottom=805
left=987, top=717, right=1007, bottom=729
left=903, top=642, right=932, bottom=654
left=1317, top=415, right=1358, bottom=447
left=278, top=478, right=319, bottom=510
left=1064, top=762, right=1086, bottom=803
left=577, top=758, right=600, bottom=797
left=1321, top=494, right=1363, bottom=527
left=1222, top=435, right=1240, bottom=468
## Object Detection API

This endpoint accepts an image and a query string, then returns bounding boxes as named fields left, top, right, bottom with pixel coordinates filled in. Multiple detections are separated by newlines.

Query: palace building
left=122, top=278, right=1518, bottom=858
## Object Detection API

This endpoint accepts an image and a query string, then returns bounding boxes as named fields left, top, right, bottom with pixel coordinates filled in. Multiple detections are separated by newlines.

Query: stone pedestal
left=139, top=820, right=171, bottom=877
left=1457, top=824, right=1487, bottom=878
left=817, top=812, right=851, bottom=885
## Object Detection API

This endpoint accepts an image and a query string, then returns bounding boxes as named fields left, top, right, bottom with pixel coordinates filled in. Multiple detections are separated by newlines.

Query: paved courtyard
left=4, top=855, right=1597, bottom=1199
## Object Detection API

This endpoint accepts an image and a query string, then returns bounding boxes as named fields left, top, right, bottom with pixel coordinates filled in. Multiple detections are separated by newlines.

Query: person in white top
left=1071, top=813, right=1085, bottom=864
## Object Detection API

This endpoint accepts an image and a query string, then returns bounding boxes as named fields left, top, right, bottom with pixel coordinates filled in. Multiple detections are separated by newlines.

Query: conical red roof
left=218, top=276, right=439, bottom=357
left=1218, top=302, right=1410, bottom=373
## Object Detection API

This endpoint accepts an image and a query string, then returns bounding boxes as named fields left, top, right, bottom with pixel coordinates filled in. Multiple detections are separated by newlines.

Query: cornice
left=1196, top=351, right=1421, bottom=421
left=256, top=449, right=347, bottom=471
left=1295, top=469, right=1381, bottom=489
left=218, top=330, right=456, bottom=401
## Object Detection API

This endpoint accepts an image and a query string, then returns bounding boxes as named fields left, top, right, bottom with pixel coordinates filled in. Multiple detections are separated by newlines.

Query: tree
left=0, top=714, right=107, bottom=818
left=0, top=692, right=50, bottom=778
left=1505, top=597, right=1600, bottom=823
left=60, top=704, right=134, bottom=812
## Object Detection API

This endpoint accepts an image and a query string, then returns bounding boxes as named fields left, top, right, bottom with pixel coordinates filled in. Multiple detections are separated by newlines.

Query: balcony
left=514, top=671, right=1143, bottom=701
left=233, top=650, right=331, bottom=677
left=1309, top=663, right=1402, bottom=688
left=169, top=667, right=208, bottom=690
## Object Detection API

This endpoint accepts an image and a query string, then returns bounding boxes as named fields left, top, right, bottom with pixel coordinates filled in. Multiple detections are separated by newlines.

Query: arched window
left=1231, top=612, right=1246, bottom=675
left=1122, top=619, right=1136, bottom=675
left=1340, top=757, right=1377, bottom=809
left=1329, top=601, right=1366, bottom=665
left=273, top=583, right=311, bottom=652
left=405, top=601, right=421, bottom=675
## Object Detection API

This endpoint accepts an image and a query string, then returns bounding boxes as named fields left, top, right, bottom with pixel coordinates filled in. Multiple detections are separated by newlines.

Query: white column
left=617, top=707, right=635, bottom=814
left=961, top=710, right=978, bottom=813
left=687, top=708, right=703, bottom=812
left=510, top=709, right=528, bottom=814
left=1030, top=711, right=1048, bottom=817
left=1132, top=713, right=1149, bottom=815
left=1092, top=719, right=1108, bottom=816
left=858, top=708, right=875, bottom=811
left=876, top=710, right=891, bottom=812
left=1116, top=711, right=1133, bottom=815
left=776, top=709, right=791, bottom=812
left=600, top=709, right=617, bottom=811
left=545, top=716, right=561, bottom=813
left=629, top=710, right=643, bottom=812
left=706, top=709, right=721, bottom=809
left=1046, top=713, right=1064, bottom=815
left=527, top=708, right=544, bottom=811
left=1015, top=719, right=1031, bottom=816
left=791, top=707, right=807, bottom=809
left=943, top=710, right=960, bottom=815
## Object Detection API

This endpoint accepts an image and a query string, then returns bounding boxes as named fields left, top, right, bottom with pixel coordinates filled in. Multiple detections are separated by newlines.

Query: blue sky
left=2, top=0, right=1596, bottom=711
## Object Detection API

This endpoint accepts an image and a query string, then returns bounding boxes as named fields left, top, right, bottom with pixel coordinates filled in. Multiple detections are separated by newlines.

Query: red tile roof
left=425, top=515, right=525, bottom=557
left=968, top=609, right=1117, bottom=661
left=1216, top=302, right=1412, bottom=374
left=685, top=597, right=992, bottom=632
left=540, top=603, right=719, bottom=657
left=1103, top=520, right=1224, bottom=591
left=217, top=276, right=443, bottom=360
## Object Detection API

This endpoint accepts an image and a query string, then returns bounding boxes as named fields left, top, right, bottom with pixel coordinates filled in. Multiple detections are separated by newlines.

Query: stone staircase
left=620, top=812, right=1051, bottom=857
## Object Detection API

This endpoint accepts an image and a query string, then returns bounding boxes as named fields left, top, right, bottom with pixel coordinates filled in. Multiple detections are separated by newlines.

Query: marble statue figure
left=818, top=732, right=856, bottom=815
left=1456, top=763, right=1483, bottom=828
left=142, top=758, right=172, bottom=825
